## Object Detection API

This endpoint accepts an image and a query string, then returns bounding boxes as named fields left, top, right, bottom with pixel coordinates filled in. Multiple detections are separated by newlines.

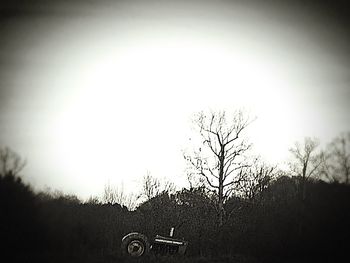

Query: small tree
left=289, top=137, right=323, bottom=201
left=237, top=157, right=276, bottom=202
left=184, top=110, right=252, bottom=226
left=102, top=182, right=136, bottom=210
left=139, top=171, right=175, bottom=202
left=289, top=137, right=324, bottom=236
left=141, top=171, right=161, bottom=200
left=324, top=132, right=350, bottom=184
left=0, top=147, right=26, bottom=177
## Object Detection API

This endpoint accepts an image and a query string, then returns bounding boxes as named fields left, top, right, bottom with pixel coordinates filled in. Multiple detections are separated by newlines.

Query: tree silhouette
left=102, top=182, right=137, bottom=210
left=324, top=132, right=350, bottom=184
left=289, top=137, right=323, bottom=201
left=139, top=171, right=175, bottom=202
left=288, top=137, right=324, bottom=238
left=184, top=110, right=252, bottom=226
left=0, top=147, right=26, bottom=177
left=236, top=157, right=276, bottom=202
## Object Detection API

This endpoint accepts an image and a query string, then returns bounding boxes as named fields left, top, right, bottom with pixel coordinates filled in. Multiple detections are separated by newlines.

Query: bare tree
left=102, top=182, right=118, bottom=204
left=289, top=137, right=324, bottom=236
left=324, top=132, right=350, bottom=184
left=102, top=182, right=137, bottom=210
left=141, top=171, right=161, bottom=200
left=184, top=110, right=252, bottom=226
left=289, top=137, right=324, bottom=201
left=236, top=157, right=276, bottom=202
left=0, top=147, right=26, bottom=177
left=139, top=171, right=175, bottom=201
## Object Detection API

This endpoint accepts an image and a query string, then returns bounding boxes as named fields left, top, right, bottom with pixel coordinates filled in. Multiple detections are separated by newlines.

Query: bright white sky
left=0, top=0, right=349, bottom=200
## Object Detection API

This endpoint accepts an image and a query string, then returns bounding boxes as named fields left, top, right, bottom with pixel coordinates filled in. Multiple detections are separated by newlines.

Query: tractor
left=121, top=227, right=188, bottom=258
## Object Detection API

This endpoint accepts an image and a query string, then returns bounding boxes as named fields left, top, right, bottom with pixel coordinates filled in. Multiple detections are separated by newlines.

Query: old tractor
left=121, top=227, right=188, bottom=258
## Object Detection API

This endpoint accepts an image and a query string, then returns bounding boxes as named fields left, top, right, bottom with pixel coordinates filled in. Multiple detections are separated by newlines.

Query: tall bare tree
left=184, top=110, right=252, bottom=226
left=324, top=132, right=350, bottom=184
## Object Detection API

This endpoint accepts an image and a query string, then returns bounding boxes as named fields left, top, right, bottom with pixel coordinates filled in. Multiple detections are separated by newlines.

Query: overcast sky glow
left=0, top=0, right=349, bottom=200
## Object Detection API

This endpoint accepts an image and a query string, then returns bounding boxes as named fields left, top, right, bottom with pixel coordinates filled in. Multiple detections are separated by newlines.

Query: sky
left=0, top=0, right=349, bottom=200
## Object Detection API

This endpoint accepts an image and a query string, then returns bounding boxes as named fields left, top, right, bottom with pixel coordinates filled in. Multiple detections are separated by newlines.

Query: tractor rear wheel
left=121, top=232, right=150, bottom=258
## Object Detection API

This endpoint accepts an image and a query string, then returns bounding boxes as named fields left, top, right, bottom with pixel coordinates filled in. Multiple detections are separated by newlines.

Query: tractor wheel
left=121, top=232, right=150, bottom=258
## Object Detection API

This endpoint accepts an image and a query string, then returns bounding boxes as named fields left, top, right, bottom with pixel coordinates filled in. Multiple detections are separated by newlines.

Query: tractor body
left=121, top=229, right=188, bottom=258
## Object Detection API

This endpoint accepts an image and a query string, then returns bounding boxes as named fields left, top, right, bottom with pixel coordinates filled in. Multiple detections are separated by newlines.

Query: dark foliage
left=0, top=172, right=47, bottom=262
left=1, top=172, right=349, bottom=263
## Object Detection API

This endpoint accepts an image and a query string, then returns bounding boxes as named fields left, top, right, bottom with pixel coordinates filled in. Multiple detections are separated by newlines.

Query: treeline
left=1, top=170, right=350, bottom=263
left=1, top=110, right=350, bottom=263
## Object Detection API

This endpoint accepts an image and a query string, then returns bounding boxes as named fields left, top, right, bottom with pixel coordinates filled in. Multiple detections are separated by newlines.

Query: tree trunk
left=218, top=148, right=225, bottom=227
left=218, top=184, right=224, bottom=227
